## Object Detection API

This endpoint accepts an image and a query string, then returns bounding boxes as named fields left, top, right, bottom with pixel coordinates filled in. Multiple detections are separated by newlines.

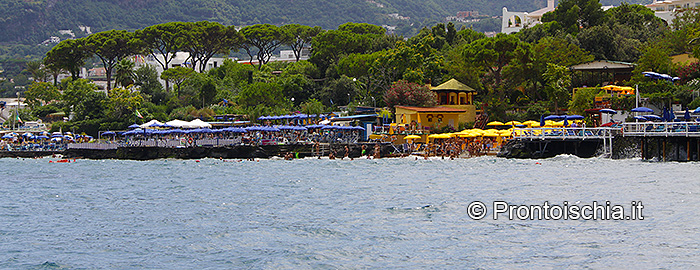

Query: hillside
left=0, top=0, right=649, bottom=45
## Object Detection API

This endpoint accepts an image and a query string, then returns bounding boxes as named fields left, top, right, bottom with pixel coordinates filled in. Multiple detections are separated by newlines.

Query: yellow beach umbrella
left=487, top=121, right=505, bottom=126
left=521, top=120, right=539, bottom=126
left=457, top=133, right=477, bottom=138
left=404, top=135, right=421, bottom=140
left=551, top=121, right=564, bottom=127
left=499, top=131, right=513, bottom=137
left=504, top=120, right=522, bottom=126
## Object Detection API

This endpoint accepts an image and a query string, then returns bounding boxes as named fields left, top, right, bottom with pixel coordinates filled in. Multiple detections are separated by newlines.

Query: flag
left=16, top=113, right=22, bottom=123
left=135, top=109, right=143, bottom=119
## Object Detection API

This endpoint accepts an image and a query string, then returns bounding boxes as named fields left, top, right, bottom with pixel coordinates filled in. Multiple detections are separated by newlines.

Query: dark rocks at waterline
left=0, top=151, right=64, bottom=158
left=498, top=138, right=605, bottom=159
left=63, top=143, right=395, bottom=160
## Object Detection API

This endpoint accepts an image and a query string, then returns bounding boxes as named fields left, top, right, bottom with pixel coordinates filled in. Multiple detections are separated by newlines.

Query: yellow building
left=430, top=78, right=478, bottom=125
left=395, top=105, right=467, bottom=132
left=393, top=79, right=478, bottom=132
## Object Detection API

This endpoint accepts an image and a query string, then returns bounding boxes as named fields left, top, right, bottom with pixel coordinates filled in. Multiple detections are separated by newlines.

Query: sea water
left=0, top=156, right=697, bottom=269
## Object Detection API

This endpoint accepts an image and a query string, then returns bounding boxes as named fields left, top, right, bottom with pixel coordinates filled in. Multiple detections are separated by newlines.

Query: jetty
left=498, top=122, right=700, bottom=161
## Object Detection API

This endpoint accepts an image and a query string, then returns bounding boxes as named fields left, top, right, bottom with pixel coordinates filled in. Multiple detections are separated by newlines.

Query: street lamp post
left=14, top=91, right=19, bottom=130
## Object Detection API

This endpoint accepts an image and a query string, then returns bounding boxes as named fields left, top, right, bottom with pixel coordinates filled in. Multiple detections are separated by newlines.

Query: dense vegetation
left=5, top=0, right=700, bottom=136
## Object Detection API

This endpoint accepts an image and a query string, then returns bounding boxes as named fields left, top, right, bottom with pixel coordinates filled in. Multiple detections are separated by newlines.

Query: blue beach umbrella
left=544, top=115, right=563, bottom=120
left=642, top=114, right=662, bottom=121
left=566, top=115, right=584, bottom=120
left=128, top=124, right=140, bottom=129
left=102, top=131, right=116, bottom=136
left=634, top=116, right=648, bottom=121
left=631, top=107, right=654, bottom=113
left=599, top=108, right=617, bottom=114
left=684, top=109, right=691, bottom=121
left=539, top=115, right=545, bottom=127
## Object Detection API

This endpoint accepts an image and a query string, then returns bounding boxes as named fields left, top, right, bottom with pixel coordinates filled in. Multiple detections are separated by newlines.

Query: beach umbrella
left=521, top=120, right=539, bottom=126
left=487, top=121, right=505, bottom=126
left=128, top=124, right=141, bottom=129
left=631, top=107, right=653, bottom=113
left=669, top=109, right=676, bottom=121
left=661, top=107, right=670, bottom=121
left=102, top=131, right=116, bottom=136
left=566, top=115, right=585, bottom=120
left=539, top=115, right=546, bottom=128
left=684, top=109, right=691, bottom=121
left=643, top=115, right=662, bottom=121
left=544, top=115, right=563, bottom=120
left=404, top=135, right=421, bottom=140
left=36, top=135, right=49, bottom=140
left=504, top=120, right=522, bottom=126
left=599, top=108, right=617, bottom=114
left=693, top=107, right=700, bottom=114
left=1, top=134, right=14, bottom=139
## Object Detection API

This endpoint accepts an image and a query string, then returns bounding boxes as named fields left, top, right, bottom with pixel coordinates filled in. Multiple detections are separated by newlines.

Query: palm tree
left=114, top=59, right=136, bottom=88
left=25, top=61, right=46, bottom=82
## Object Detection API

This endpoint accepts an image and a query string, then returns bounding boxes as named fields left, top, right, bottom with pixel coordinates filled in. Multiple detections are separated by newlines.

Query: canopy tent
left=601, top=85, right=635, bottom=95
left=189, top=119, right=212, bottom=128
left=165, top=119, right=212, bottom=129
left=139, top=119, right=166, bottom=129
left=642, top=71, right=680, bottom=82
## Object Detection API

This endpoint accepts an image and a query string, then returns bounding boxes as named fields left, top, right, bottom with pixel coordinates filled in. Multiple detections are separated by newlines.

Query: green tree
left=568, top=87, right=598, bottom=115
left=241, top=24, right=289, bottom=70
left=44, top=38, right=90, bottom=81
left=137, top=22, right=188, bottom=91
left=383, top=80, right=436, bottom=110
left=160, top=66, right=195, bottom=97
left=83, top=30, right=142, bottom=91
left=133, top=65, right=166, bottom=104
left=114, top=59, right=136, bottom=88
left=105, top=87, right=144, bottom=120
left=236, top=81, right=288, bottom=109
left=24, top=82, right=61, bottom=108
left=62, top=79, right=106, bottom=120
left=300, top=98, right=325, bottom=115
left=463, top=33, right=523, bottom=87
left=25, top=60, right=45, bottom=82
left=541, top=0, right=605, bottom=34
left=180, top=21, right=243, bottom=72
left=281, top=24, right=322, bottom=61
left=543, top=63, right=572, bottom=113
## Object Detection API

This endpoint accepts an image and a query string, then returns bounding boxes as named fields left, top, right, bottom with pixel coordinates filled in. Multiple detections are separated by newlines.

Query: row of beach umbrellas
left=102, top=124, right=364, bottom=137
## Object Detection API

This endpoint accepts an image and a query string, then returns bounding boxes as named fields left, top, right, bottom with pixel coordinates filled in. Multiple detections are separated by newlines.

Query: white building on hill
left=646, top=0, right=700, bottom=23
left=501, top=0, right=556, bottom=34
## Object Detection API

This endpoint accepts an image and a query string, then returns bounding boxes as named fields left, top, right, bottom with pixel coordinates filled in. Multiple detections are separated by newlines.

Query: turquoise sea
left=0, top=156, right=698, bottom=269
